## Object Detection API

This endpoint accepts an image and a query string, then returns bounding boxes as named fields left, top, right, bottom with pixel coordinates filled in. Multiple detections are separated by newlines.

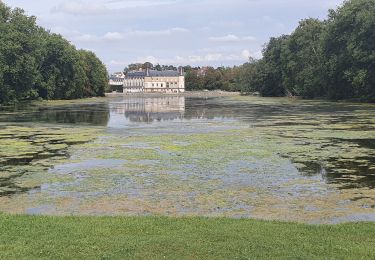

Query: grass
left=0, top=215, right=374, bottom=259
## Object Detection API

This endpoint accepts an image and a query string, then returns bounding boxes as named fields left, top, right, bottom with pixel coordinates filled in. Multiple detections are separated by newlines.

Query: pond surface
left=0, top=95, right=374, bottom=223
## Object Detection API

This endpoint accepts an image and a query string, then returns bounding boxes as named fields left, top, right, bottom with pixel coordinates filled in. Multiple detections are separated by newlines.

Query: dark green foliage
left=79, top=50, right=108, bottom=97
left=240, top=0, right=375, bottom=101
left=185, top=69, right=201, bottom=90
left=237, top=37, right=289, bottom=97
left=324, top=0, right=375, bottom=100
left=0, top=3, right=108, bottom=104
left=184, top=66, right=242, bottom=92
left=237, top=59, right=264, bottom=94
left=0, top=5, right=41, bottom=103
left=258, top=36, right=288, bottom=97
left=201, top=67, right=224, bottom=90
left=124, top=62, right=177, bottom=72
left=281, top=19, right=326, bottom=98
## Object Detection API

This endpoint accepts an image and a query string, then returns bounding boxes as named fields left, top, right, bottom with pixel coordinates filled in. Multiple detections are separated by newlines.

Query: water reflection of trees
left=3, top=103, right=110, bottom=126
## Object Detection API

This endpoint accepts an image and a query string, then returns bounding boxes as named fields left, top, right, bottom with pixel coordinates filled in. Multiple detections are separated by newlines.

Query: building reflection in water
left=108, top=96, right=185, bottom=127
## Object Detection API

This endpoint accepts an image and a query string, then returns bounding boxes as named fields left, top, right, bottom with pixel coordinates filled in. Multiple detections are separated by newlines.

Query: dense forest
left=0, top=3, right=108, bottom=104
left=183, top=0, right=375, bottom=101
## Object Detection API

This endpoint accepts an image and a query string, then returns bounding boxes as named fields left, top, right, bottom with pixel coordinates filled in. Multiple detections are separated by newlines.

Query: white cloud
left=135, top=56, right=159, bottom=64
left=52, top=1, right=109, bottom=16
left=241, top=49, right=263, bottom=60
left=75, top=33, right=99, bottom=42
left=242, top=36, right=257, bottom=41
left=106, top=0, right=178, bottom=9
left=72, top=27, right=188, bottom=42
left=128, top=27, right=190, bottom=37
left=204, top=53, right=223, bottom=61
left=109, top=59, right=128, bottom=66
left=103, top=32, right=124, bottom=40
left=73, top=31, right=122, bottom=42
left=241, top=49, right=251, bottom=59
left=209, top=34, right=256, bottom=42
left=133, top=50, right=254, bottom=66
left=51, top=0, right=179, bottom=16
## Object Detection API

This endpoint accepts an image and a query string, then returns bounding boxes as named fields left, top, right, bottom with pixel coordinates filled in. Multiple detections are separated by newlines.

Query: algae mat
left=0, top=96, right=374, bottom=223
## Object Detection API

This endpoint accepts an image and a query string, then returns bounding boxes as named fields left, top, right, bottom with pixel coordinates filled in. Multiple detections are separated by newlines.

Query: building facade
left=109, top=72, right=125, bottom=85
left=109, top=72, right=126, bottom=92
left=122, top=67, right=185, bottom=94
left=123, top=71, right=145, bottom=93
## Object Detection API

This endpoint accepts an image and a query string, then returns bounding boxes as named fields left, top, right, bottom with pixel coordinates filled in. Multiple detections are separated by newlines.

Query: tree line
left=123, top=63, right=244, bottom=92
left=0, top=3, right=108, bottom=104
left=184, top=0, right=375, bottom=101
left=124, top=63, right=178, bottom=72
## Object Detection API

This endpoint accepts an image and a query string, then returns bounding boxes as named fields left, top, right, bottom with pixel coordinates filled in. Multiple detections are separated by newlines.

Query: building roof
left=126, top=71, right=146, bottom=78
left=109, top=75, right=124, bottom=80
left=148, top=70, right=180, bottom=77
left=125, top=69, right=181, bottom=79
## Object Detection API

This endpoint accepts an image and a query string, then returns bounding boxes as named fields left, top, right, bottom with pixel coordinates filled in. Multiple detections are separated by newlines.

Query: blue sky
left=3, top=0, right=343, bottom=72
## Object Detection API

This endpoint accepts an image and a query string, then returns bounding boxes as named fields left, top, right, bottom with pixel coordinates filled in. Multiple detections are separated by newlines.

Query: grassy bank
left=0, top=215, right=374, bottom=259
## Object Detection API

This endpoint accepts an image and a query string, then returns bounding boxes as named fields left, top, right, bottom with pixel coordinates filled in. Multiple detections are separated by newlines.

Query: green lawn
left=0, top=215, right=374, bottom=259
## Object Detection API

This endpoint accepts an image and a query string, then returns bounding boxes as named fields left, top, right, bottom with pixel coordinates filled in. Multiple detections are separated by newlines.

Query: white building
left=109, top=72, right=125, bottom=93
left=123, top=71, right=145, bottom=93
left=123, top=67, right=185, bottom=94
left=109, top=72, right=125, bottom=86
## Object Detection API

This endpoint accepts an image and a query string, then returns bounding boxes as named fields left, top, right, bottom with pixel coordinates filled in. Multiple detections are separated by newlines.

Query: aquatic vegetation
left=0, top=95, right=374, bottom=223
left=0, top=125, right=101, bottom=196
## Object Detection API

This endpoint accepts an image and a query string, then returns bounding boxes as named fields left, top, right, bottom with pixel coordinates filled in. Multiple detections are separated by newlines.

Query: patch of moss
left=0, top=125, right=101, bottom=195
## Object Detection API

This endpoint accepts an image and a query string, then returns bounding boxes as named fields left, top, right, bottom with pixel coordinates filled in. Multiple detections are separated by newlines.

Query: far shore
left=105, top=90, right=241, bottom=98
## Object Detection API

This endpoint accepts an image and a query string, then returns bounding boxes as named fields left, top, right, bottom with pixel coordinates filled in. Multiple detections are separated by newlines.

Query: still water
left=0, top=95, right=374, bottom=223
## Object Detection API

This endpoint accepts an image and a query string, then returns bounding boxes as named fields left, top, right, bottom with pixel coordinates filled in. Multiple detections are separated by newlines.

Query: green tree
left=0, top=4, right=42, bottom=102
left=258, top=36, right=289, bottom=96
left=324, top=0, right=375, bottom=100
left=79, top=50, right=108, bottom=97
left=202, top=68, right=224, bottom=90
left=37, top=33, right=86, bottom=99
left=185, top=70, right=201, bottom=90
left=238, top=58, right=265, bottom=94
left=0, top=2, right=109, bottom=104
left=281, top=19, right=326, bottom=98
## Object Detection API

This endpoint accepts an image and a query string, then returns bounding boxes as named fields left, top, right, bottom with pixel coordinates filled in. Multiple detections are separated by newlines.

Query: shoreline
left=105, top=90, right=240, bottom=98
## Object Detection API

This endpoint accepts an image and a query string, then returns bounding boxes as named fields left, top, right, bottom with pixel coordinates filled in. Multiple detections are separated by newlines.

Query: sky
left=3, top=0, right=343, bottom=73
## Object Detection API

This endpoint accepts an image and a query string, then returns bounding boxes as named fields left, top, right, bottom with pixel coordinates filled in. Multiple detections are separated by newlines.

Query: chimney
left=146, top=67, right=150, bottom=77
left=179, top=66, right=184, bottom=76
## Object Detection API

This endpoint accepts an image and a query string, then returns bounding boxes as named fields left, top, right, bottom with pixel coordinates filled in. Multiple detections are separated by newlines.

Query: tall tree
left=79, top=50, right=108, bottom=97
left=324, top=0, right=375, bottom=100
left=0, top=2, right=109, bottom=104
left=0, top=4, right=42, bottom=102
left=258, top=36, right=289, bottom=96
left=281, top=19, right=326, bottom=98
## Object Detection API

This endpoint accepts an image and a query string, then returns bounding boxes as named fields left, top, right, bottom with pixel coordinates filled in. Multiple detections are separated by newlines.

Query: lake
left=0, top=95, right=374, bottom=223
